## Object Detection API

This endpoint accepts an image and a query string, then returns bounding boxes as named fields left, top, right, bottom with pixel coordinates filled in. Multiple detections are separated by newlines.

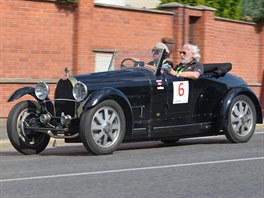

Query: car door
left=165, top=75, right=220, bottom=124
left=150, top=74, right=169, bottom=121
left=151, top=74, right=209, bottom=138
left=166, top=75, right=192, bottom=118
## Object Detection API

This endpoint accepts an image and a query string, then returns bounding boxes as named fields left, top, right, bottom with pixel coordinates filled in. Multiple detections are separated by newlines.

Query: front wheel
left=224, top=95, right=256, bottom=143
left=80, top=100, right=126, bottom=155
left=7, top=100, right=50, bottom=154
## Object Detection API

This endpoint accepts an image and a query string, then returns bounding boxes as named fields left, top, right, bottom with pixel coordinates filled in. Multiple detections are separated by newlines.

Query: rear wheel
left=224, top=95, right=256, bottom=143
left=7, top=100, right=50, bottom=154
left=80, top=100, right=126, bottom=155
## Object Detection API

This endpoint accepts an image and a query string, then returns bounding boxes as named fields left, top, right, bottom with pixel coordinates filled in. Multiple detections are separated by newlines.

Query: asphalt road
left=0, top=124, right=264, bottom=198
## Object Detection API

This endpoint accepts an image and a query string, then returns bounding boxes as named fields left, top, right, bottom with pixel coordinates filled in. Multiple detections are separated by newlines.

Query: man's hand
left=134, top=61, right=145, bottom=67
left=161, top=63, right=172, bottom=72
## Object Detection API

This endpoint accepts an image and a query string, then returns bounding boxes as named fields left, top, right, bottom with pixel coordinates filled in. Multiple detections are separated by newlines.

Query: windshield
left=98, top=48, right=166, bottom=73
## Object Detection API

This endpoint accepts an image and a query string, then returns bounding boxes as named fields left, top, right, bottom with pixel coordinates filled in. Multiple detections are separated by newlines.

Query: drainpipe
left=182, top=4, right=186, bottom=46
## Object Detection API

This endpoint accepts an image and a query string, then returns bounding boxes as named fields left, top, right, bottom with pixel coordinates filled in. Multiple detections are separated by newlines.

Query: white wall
left=126, top=0, right=161, bottom=8
left=94, top=0, right=126, bottom=6
left=94, top=0, right=161, bottom=8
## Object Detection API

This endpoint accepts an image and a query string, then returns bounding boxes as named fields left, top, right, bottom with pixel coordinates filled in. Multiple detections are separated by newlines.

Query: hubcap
left=91, top=106, right=121, bottom=148
left=17, top=108, right=39, bottom=144
left=231, top=100, right=253, bottom=136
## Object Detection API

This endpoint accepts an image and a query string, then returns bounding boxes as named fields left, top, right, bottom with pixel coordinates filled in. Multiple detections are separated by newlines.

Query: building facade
left=0, top=0, right=263, bottom=117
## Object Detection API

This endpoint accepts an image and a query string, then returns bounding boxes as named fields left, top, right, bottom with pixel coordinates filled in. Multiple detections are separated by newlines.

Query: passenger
left=163, top=43, right=203, bottom=80
left=145, top=42, right=173, bottom=71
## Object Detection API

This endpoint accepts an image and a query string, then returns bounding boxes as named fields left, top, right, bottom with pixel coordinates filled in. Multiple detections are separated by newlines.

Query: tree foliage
left=242, top=0, right=264, bottom=23
left=160, top=0, right=242, bottom=20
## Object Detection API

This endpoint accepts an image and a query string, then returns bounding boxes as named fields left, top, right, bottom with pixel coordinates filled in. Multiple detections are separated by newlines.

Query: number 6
left=178, top=83, right=184, bottom=96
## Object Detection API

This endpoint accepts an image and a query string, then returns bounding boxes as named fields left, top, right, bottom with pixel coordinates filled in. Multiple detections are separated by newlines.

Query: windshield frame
left=154, top=48, right=166, bottom=77
left=107, top=50, right=118, bottom=71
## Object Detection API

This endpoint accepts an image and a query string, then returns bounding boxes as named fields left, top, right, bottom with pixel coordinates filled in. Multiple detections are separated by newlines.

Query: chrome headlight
left=35, top=81, right=50, bottom=100
left=73, top=81, right=88, bottom=102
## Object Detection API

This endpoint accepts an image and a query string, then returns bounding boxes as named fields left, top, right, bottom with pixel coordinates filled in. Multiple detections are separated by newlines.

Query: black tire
left=224, top=95, right=256, bottom=143
left=80, top=100, right=126, bottom=155
left=7, top=100, right=50, bottom=155
left=161, top=139, right=180, bottom=144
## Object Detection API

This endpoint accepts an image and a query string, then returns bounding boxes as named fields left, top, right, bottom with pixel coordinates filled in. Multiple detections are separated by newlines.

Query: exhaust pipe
left=47, top=130, right=79, bottom=139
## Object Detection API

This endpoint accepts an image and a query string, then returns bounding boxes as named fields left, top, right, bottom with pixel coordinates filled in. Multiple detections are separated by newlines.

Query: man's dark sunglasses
left=152, top=48, right=161, bottom=55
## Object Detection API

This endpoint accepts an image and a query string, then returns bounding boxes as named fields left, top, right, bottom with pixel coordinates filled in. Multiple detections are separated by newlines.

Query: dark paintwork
left=7, top=52, right=263, bottom=143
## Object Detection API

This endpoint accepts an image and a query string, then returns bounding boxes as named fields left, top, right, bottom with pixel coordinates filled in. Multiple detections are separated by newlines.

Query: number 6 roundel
left=173, top=81, right=189, bottom=104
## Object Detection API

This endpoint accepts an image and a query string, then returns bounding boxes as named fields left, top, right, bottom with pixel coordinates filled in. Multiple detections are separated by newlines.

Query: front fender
left=216, top=86, right=263, bottom=129
left=7, top=87, right=39, bottom=102
left=83, top=87, right=133, bottom=135
left=7, top=86, right=55, bottom=115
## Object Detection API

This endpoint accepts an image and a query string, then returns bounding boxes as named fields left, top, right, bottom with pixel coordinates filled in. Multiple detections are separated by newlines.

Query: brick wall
left=213, top=18, right=259, bottom=81
left=161, top=3, right=263, bottom=97
left=0, top=0, right=263, bottom=117
left=0, top=0, right=75, bottom=79
left=93, top=5, right=174, bottom=60
left=210, top=18, right=262, bottom=97
left=0, top=0, right=76, bottom=117
left=0, top=0, right=75, bottom=117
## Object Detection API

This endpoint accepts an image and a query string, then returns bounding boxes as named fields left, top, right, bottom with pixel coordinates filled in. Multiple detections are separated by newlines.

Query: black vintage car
left=6, top=49, right=263, bottom=155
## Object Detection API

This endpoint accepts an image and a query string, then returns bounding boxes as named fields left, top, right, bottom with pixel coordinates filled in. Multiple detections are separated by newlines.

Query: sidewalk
left=0, top=137, right=67, bottom=152
left=0, top=118, right=7, bottom=140
left=0, top=118, right=71, bottom=151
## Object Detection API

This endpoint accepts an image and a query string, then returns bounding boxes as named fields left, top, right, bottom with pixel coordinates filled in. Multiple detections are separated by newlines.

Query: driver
left=145, top=42, right=173, bottom=71
left=163, top=43, right=203, bottom=80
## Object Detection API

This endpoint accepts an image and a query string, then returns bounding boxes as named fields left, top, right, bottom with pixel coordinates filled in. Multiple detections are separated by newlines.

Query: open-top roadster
left=6, top=49, right=263, bottom=155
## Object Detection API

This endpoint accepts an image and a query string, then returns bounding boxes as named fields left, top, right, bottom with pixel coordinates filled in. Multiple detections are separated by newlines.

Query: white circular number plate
left=173, top=81, right=189, bottom=104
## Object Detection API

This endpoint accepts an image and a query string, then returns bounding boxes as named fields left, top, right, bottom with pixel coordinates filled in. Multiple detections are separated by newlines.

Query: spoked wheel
left=224, top=95, right=256, bottom=143
left=7, top=100, right=50, bottom=155
left=80, top=100, right=126, bottom=155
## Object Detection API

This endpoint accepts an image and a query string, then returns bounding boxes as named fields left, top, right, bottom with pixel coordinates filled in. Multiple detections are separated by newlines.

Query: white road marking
left=0, top=156, right=263, bottom=183
left=255, top=131, right=264, bottom=134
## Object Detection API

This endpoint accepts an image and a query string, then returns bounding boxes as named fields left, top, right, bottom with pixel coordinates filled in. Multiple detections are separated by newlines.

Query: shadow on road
left=0, top=137, right=229, bottom=157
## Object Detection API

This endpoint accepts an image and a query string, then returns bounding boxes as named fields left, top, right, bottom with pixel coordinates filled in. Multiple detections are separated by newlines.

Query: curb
left=0, top=118, right=6, bottom=126
left=0, top=138, right=80, bottom=152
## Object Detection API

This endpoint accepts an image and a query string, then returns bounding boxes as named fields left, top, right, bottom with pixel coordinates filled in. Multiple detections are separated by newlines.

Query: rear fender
left=216, top=86, right=263, bottom=129
left=83, top=88, right=133, bottom=135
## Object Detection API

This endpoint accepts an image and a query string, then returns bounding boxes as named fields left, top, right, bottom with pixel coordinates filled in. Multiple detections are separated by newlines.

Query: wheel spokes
left=92, top=106, right=121, bottom=148
left=109, top=112, right=117, bottom=124
left=94, top=131, right=105, bottom=141
left=233, top=105, right=241, bottom=117
left=231, top=100, right=253, bottom=136
left=95, top=111, right=105, bottom=125
left=17, top=108, right=40, bottom=144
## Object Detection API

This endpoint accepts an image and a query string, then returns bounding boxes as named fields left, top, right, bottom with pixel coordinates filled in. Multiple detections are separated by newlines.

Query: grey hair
left=182, top=43, right=201, bottom=62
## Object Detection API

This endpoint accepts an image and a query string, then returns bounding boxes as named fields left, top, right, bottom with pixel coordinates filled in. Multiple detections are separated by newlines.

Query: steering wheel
left=121, top=58, right=144, bottom=68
